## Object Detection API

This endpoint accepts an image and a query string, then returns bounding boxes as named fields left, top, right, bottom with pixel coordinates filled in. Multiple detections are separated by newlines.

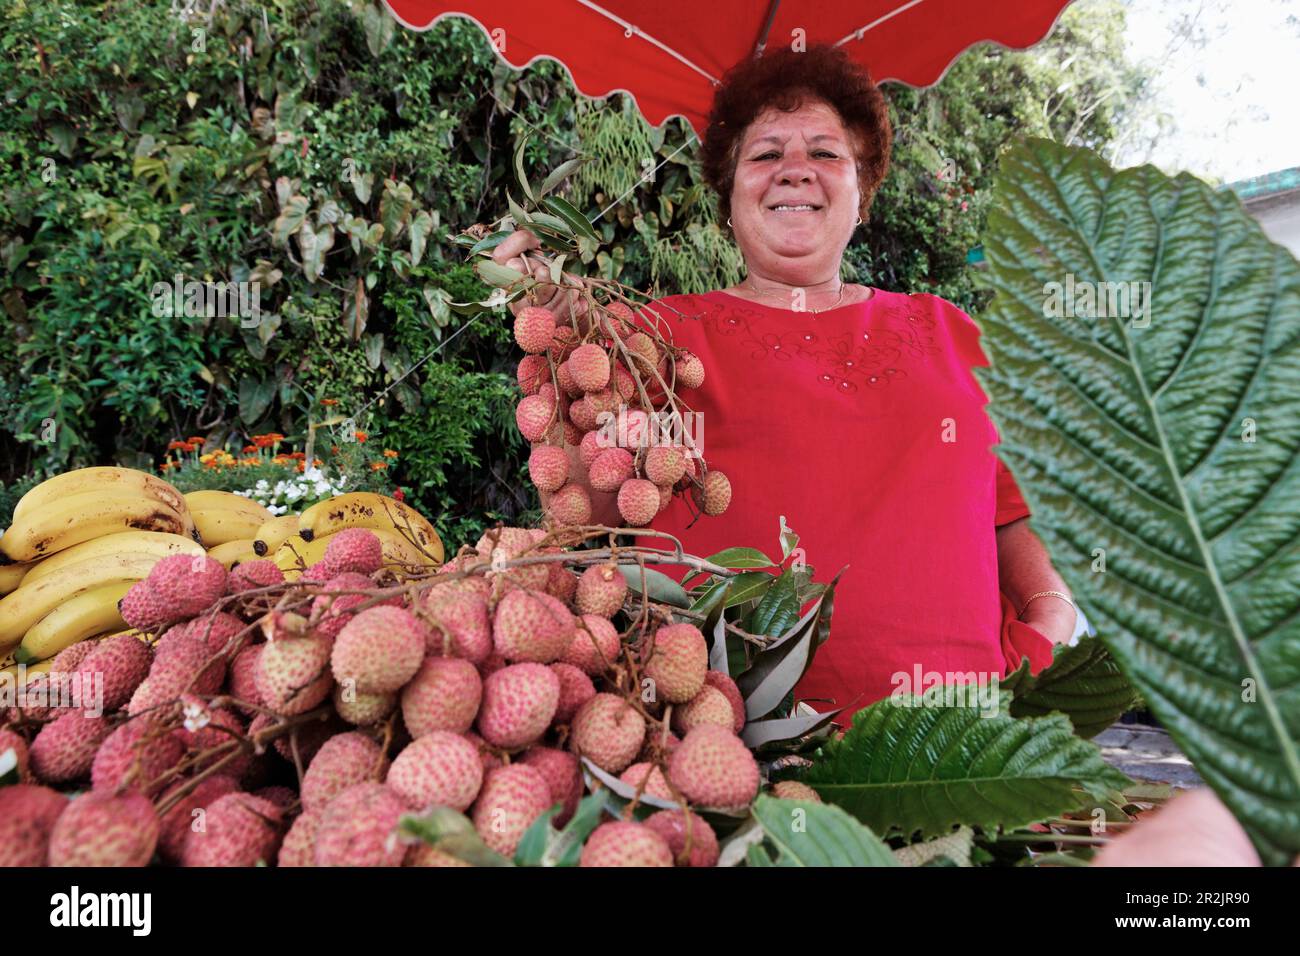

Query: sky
left=1112, top=0, right=1300, bottom=183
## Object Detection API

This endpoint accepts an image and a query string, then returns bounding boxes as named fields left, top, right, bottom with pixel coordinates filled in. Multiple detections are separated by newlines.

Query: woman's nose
left=775, top=158, right=814, bottom=185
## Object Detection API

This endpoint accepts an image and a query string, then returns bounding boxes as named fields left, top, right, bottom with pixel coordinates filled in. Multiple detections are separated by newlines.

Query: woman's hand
left=491, top=227, right=590, bottom=322
left=1018, top=597, right=1077, bottom=646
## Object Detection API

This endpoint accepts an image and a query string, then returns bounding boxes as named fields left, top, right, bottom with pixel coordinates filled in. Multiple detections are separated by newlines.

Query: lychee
left=578, top=430, right=605, bottom=469
left=331, top=605, right=426, bottom=694
left=513, top=306, right=556, bottom=354
left=422, top=591, right=493, bottom=663
left=402, top=656, right=481, bottom=738
left=516, top=353, right=549, bottom=395
left=694, top=470, right=732, bottom=516
left=617, top=478, right=659, bottom=527
left=118, top=580, right=171, bottom=632
left=278, top=807, right=324, bottom=867
left=643, top=623, right=707, bottom=703
left=644, top=445, right=686, bottom=486
left=676, top=351, right=705, bottom=389
left=771, top=780, right=822, bottom=802
left=587, top=448, right=633, bottom=494
left=562, top=615, right=622, bottom=676
left=472, top=764, right=553, bottom=857
left=568, top=344, right=610, bottom=392
left=0, top=784, right=67, bottom=866
left=703, top=670, right=746, bottom=733
left=147, top=554, right=228, bottom=618
left=527, top=444, right=569, bottom=493
left=644, top=809, right=719, bottom=866
left=333, top=683, right=396, bottom=726
left=227, top=644, right=265, bottom=713
left=492, top=589, right=574, bottom=663
left=668, top=724, right=759, bottom=808
left=567, top=396, right=598, bottom=432
left=227, top=559, right=284, bottom=593
left=515, top=394, right=556, bottom=443
left=181, top=610, right=248, bottom=656
left=672, top=685, right=736, bottom=735
left=387, top=731, right=483, bottom=812
left=314, top=782, right=407, bottom=867
left=406, top=843, right=471, bottom=867
left=69, top=633, right=151, bottom=713
left=29, top=711, right=110, bottom=784
left=546, top=483, right=592, bottom=526
left=49, top=791, right=159, bottom=866
left=476, top=663, right=559, bottom=749
left=575, top=564, right=627, bottom=617
left=579, top=821, right=672, bottom=867
left=156, top=774, right=240, bottom=864
left=295, top=733, right=381, bottom=813
left=619, top=761, right=674, bottom=800
left=545, top=563, right=578, bottom=604
left=519, top=746, right=582, bottom=825
left=182, top=792, right=283, bottom=866
left=255, top=631, right=333, bottom=716
left=570, top=693, right=645, bottom=774
left=91, top=718, right=184, bottom=795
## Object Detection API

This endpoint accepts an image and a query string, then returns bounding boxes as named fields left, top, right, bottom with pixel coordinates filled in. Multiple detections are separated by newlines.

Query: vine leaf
left=978, top=137, right=1300, bottom=864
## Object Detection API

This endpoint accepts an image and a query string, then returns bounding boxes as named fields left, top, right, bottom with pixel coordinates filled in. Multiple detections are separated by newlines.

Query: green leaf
left=704, top=547, right=776, bottom=570
left=803, top=698, right=1132, bottom=838
left=749, top=796, right=898, bottom=867
left=513, top=805, right=563, bottom=866
left=475, top=259, right=532, bottom=290
left=736, top=591, right=826, bottom=720
left=271, top=195, right=309, bottom=246
left=539, top=158, right=586, bottom=198
left=409, top=210, right=433, bottom=267
left=616, top=564, right=689, bottom=608
left=397, top=807, right=512, bottom=867
left=542, top=196, right=600, bottom=242
left=893, top=827, right=975, bottom=867
left=238, top=376, right=275, bottom=426
left=360, top=1, right=396, bottom=57
left=748, top=569, right=800, bottom=636
left=1004, top=634, right=1141, bottom=738
left=740, top=710, right=841, bottom=749
left=978, top=137, right=1300, bottom=863
left=513, top=137, right=535, bottom=204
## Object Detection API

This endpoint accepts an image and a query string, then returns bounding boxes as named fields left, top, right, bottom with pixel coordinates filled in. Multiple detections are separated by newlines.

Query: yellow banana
left=273, top=533, right=335, bottom=576
left=207, top=538, right=261, bottom=569
left=0, top=657, right=53, bottom=686
left=0, top=491, right=189, bottom=563
left=14, top=467, right=186, bottom=522
left=297, top=493, right=444, bottom=563
left=369, top=527, right=440, bottom=569
left=21, top=531, right=204, bottom=587
left=183, top=491, right=273, bottom=523
left=0, top=553, right=159, bottom=651
left=252, top=513, right=299, bottom=556
left=16, top=581, right=133, bottom=663
left=191, top=507, right=267, bottom=548
left=0, top=562, right=35, bottom=595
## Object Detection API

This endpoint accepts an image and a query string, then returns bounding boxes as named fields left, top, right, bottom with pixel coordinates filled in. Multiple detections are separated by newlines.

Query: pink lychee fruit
left=49, top=791, right=159, bottom=866
left=401, top=656, right=481, bottom=738
left=156, top=774, right=240, bottom=864
left=568, top=344, right=611, bottom=392
left=562, top=615, right=622, bottom=675
left=672, top=684, right=736, bottom=735
left=550, top=662, right=596, bottom=724
left=277, top=807, right=324, bottom=867
left=182, top=792, right=284, bottom=867
left=570, top=693, right=645, bottom=774
left=29, top=711, right=111, bottom=784
left=519, top=746, right=582, bottom=826
left=668, top=724, right=759, bottom=808
left=492, top=589, right=574, bottom=663
left=616, top=478, right=660, bottom=527
left=91, top=718, right=184, bottom=795
left=331, top=605, right=427, bottom=694
left=528, top=444, right=569, bottom=493
left=575, top=563, right=627, bottom=617
left=644, top=809, right=719, bottom=866
left=314, top=782, right=407, bottom=867
left=147, top=554, right=228, bottom=618
left=0, top=784, right=67, bottom=866
left=387, top=731, right=483, bottom=812
left=302, top=731, right=388, bottom=813
left=771, top=780, right=822, bottom=802
left=579, top=820, right=672, bottom=867
left=476, top=663, right=560, bottom=749
left=513, top=306, right=556, bottom=354
left=619, top=761, right=675, bottom=800
left=471, top=764, right=553, bottom=857
left=255, top=631, right=333, bottom=716
left=703, top=670, right=747, bottom=733
left=227, top=559, right=284, bottom=593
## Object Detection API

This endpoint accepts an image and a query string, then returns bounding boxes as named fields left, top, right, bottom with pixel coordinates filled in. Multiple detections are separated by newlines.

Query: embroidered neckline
left=704, top=287, right=880, bottom=317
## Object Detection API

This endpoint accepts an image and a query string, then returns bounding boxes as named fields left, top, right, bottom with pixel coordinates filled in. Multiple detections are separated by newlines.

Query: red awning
left=383, top=0, right=1074, bottom=134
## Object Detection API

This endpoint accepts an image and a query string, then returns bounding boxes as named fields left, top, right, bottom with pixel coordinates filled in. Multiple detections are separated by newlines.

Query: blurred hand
left=1019, top=599, right=1076, bottom=646
left=1094, top=788, right=1267, bottom=867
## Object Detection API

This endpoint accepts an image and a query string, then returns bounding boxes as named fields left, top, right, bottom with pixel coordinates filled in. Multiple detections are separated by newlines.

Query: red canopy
left=383, top=0, right=1074, bottom=134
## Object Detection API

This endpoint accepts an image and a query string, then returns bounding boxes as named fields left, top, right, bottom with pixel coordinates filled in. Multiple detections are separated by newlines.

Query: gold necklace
left=743, top=279, right=847, bottom=315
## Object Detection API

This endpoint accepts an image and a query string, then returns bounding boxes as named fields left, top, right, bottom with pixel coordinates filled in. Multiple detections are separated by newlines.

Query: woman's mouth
left=768, top=203, right=822, bottom=213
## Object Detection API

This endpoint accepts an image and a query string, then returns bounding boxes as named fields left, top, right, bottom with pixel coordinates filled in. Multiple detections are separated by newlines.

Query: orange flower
left=312, top=458, right=323, bottom=467
left=289, top=451, right=306, bottom=460
left=272, top=454, right=291, bottom=465
left=370, top=461, right=387, bottom=471
left=321, top=398, right=339, bottom=407
left=354, top=430, right=368, bottom=443
left=331, top=445, right=340, bottom=454
left=167, top=440, right=189, bottom=451
left=187, top=436, right=205, bottom=446
left=242, top=445, right=257, bottom=454
left=382, top=449, right=398, bottom=459
left=296, top=461, right=307, bottom=473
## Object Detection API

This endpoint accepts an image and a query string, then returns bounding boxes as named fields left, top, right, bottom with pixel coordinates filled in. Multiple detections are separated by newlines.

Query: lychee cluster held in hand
left=512, top=300, right=730, bottom=529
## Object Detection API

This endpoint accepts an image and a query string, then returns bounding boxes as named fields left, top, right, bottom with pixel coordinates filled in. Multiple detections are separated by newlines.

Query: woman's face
left=729, top=99, right=863, bottom=284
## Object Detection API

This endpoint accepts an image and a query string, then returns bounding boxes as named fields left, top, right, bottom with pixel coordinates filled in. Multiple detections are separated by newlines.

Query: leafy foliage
left=977, top=136, right=1300, bottom=865
left=1003, top=635, right=1141, bottom=738
left=803, top=697, right=1131, bottom=838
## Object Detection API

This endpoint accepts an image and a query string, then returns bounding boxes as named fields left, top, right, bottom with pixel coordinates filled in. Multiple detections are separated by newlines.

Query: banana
left=0, top=553, right=159, bottom=651
left=297, top=493, right=444, bottom=563
left=191, top=507, right=268, bottom=548
left=183, top=490, right=273, bottom=523
left=15, top=581, right=133, bottom=663
left=273, top=533, right=335, bottom=576
left=252, top=514, right=299, bottom=556
left=0, top=492, right=190, bottom=563
left=21, top=531, right=204, bottom=587
left=0, top=657, right=53, bottom=686
left=14, top=467, right=187, bottom=522
left=207, top=538, right=261, bottom=569
left=0, top=562, right=35, bottom=596
left=369, top=527, right=440, bottom=569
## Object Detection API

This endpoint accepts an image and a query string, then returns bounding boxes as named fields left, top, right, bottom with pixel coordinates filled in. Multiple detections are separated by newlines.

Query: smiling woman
left=503, top=45, right=1077, bottom=723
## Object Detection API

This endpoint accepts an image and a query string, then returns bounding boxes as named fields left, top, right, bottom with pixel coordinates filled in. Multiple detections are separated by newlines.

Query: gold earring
left=726, top=217, right=733, bottom=228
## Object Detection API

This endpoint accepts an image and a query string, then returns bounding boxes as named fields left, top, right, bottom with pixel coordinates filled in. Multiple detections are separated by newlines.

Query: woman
left=500, top=45, right=1076, bottom=720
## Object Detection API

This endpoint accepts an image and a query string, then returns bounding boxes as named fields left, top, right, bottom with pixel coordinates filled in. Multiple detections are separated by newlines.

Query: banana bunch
left=184, top=491, right=274, bottom=548
left=207, top=539, right=261, bottom=569
left=297, top=493, right=444, bottom=564
left=0, top=553, right=158, bottom=662
left=1, top=467, right=194, bottom=563
left=252, top=514, right=299, bottom=556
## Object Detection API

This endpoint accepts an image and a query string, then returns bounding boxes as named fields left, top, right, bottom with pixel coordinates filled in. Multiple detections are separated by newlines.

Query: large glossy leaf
left=978, top=137, right=1300, bottom=864
left=747, top=796, right=898, bottom=867
left=803, top=697, right=1131, bottom=838
left=1003, top=635, right=1140, bottom=738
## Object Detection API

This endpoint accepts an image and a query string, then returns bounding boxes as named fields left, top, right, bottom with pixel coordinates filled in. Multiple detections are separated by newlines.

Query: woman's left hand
left=1019, top=599, right=1077, bottom=646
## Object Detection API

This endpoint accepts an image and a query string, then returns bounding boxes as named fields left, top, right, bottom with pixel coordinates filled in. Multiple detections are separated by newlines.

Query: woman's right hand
left=491, top=227, right=589, bottom=322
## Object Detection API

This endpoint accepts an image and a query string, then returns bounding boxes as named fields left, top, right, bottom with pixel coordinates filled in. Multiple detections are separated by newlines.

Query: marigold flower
left=370, top=461, right=386, bottom=471
left=331, top=445, right=340, bottom=454
left=321, top=398, right=339, bottom=406
left=187, top=436, right=205, bottom=446
left=297, top=461, right=307, bottom=473
left=167, top=440, right=188, bottom=451
left=199, top=452, right=214, bottom=463
left=382, top=449, right=398, bottom=459
left=392, top=488, right=405, bottom=502
left=354, top=431, right=368, bottom=443
left=312, top=458, right=323, bottom=467
left=242, top=445, right=257, bottom=454
left=289, top=452, right=306, bottom=460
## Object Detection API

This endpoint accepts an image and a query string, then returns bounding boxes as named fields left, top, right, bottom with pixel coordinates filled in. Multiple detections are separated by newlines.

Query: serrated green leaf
left=749, top=569, right=799, bottom=636
left=749, top=796, right=898, bottom=867
left=736, top=593, right=826, bottom=720
left=978, top=137, right=1300, bottom=864
left=1005, top=634, right=1141, bottom=738
left=804, top=698, right=1132, bottom=838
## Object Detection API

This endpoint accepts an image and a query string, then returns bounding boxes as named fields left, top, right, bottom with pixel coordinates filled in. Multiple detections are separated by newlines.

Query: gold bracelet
left=1020, top=590, right=1074, bottom=616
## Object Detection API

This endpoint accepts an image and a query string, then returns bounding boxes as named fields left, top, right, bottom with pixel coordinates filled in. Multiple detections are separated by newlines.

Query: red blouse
left=638, top=289, right=1053, bottom=722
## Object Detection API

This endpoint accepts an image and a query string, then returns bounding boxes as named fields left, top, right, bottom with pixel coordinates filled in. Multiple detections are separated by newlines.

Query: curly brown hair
left=701, top=44, right=893, bottom=228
